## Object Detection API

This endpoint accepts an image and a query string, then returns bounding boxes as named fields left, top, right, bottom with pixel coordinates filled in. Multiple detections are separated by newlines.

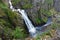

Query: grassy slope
left=0, top=0, right=28, bottom=39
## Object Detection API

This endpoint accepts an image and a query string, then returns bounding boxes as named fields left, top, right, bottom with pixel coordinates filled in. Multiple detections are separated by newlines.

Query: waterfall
left=8, top=0, right=36, bottom=37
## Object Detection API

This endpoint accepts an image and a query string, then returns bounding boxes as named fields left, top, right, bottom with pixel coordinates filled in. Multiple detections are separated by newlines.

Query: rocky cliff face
left=0, top=0, right=59, bottom=40
left=12, top=0, right=54, bottom=26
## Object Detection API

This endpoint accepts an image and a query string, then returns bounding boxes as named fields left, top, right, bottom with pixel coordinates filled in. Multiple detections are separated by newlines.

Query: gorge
left=9, top=0, right=52, bottom=37
left=1, top=0, right=60, bottom=40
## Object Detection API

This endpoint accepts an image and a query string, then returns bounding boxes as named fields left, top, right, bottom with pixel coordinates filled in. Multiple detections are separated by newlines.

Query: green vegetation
left=42, top=17, right=48, bottom=23
left=0, top=19, right=11, bottom=28
left=23, top=0, right=29, bottom=3
left=0, top=1, right=7, bottom=9
left=51, top=22, right=57, bottom=29
left=0, top=0, right=28, bottom=39
left=45, top=0, right=54, bottom=9
left=35, top=34, right=41, bottom=40
left=22, top=4, right=33, bottom=9
left=35, top=30, right=52, bottom=40
left=0, top=7, right=18, bottom=28
left=0, top=0, right=59, bottom=40
left=12, top=0, right=33, bottom=9
left=39, top=8, right=52, bottom=17
left=49, top=8, right=57, bottom=15
left=37, top=8, right=49, bottom=23
left=12, top=27, right=27, bottom=39
left=0, top=8, right=6, bottom=17
left=12, top=0, right=21, bottom=5
left=22, top=0, right=33, bottom=9
left=41, top=30, right=52, bottom=37
left=35, top=17, right=47, bottom=25
left=3, top=27, right=12, bottom=37
left=35, top=18, right=41, bottom=24
left=45, top=0, right=53, bottom=5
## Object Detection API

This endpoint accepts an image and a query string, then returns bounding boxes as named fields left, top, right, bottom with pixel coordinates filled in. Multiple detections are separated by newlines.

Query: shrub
left=45, top=0, right=53, bottom=5
left=12, top=27, right=27, bottom=39
left=22, top=4, right=33, bottom=9
left=36, top=18, right=41, bottom=24
left=39, top=8, right=52, bottom=17
left=12, top=0, right=21, bottom=5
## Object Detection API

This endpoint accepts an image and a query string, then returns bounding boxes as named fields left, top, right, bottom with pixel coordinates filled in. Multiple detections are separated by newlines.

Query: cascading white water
left=17, top=9, right=37, bottom=37
left=8, top=0, right=36, bottom=37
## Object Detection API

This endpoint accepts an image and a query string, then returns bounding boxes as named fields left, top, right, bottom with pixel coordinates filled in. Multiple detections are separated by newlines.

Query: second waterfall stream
left=8, top=0, right=37, bottom=37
